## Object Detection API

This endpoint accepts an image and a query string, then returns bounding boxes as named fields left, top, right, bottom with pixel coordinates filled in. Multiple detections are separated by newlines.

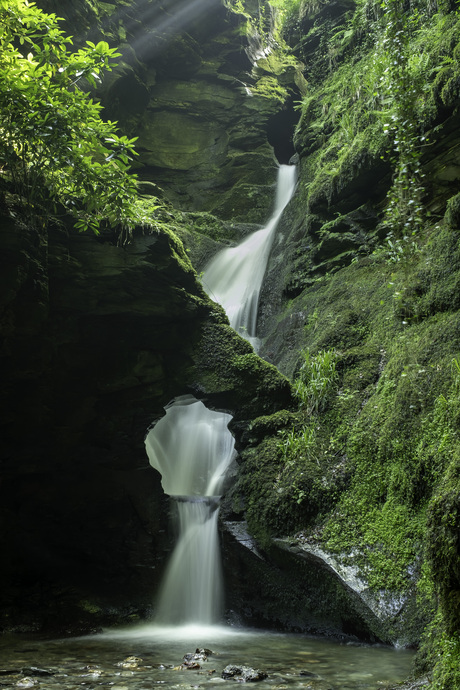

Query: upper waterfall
left=202, top=164, right=297, bottom=350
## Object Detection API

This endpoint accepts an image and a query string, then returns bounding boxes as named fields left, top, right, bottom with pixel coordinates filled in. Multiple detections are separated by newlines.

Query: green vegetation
left=276, top=422, right=317, bottom=505
left=380, top=0, right=424, bottom=246
left=0, top=0, right=159, bottom=238
left=237, top=219, right=460, bottom=651
left=269, top=0, right=303, bottom=19
left=225, top=0, right=304, bottom=101
left=293, top=348, right=338, bottom=413
left=292, top=0, right=460, bottom=246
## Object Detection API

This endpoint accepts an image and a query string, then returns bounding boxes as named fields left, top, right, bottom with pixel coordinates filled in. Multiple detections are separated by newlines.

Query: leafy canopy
left=0, top=0, right=155, bottom=236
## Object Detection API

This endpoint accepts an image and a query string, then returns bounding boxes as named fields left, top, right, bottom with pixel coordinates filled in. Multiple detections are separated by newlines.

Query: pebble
left=117, top=656, right=143, bottom=669
left=221, top=664, right=268, bottom=682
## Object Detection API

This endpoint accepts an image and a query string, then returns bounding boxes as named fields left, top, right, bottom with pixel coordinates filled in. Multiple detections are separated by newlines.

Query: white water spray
left=145, top=396, right=235, bottom=624
left=202, top=164, right=296, bottom=349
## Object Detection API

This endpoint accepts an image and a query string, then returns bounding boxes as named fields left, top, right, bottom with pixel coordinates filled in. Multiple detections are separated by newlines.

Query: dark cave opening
left=267, top=97, right=298, bottom=164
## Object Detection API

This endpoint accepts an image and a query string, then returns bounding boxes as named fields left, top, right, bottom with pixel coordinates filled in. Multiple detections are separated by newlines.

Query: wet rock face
left=123, top=2, right=288, bottom=221
left=0, top=222, right=196, bottom=629
left=39, top=0, right=301, bottom=221
left=221, top=527, right=391, bottom=644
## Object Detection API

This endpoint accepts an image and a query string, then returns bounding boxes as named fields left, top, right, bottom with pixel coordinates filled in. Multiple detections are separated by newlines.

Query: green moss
left=251, top=75, right=289, bottom=102
left=426, top=455, right=460, bottom=635
left=194, top=321, right=294, bottom=418
left=78, top=598, right=103, bottom=615
left=241, top=215, right=460, bottom=648
left=417, top=613, right=460, bottom=689
left=231, top=352, right=293, bottom=393
left=444, top=192, right=460, bottom=228
left=318, top=313, right=460, bottom=590
left=411, top=224, right=460, bottom=317
left=181, top=212, right=230, bottom=242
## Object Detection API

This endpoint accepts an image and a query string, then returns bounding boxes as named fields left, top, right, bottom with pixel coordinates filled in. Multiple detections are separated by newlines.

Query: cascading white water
left=145, top=395, right=235, bottom=625
left=152, top=499, right=223, bottom=624
left=145, top=167, right=295, bottom=627
left=202, top=164, right=297, bottom=350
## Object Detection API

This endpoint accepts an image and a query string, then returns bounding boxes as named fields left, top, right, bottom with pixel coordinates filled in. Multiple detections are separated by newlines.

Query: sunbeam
left=42, top=0, right=223, bottom=62
left=125, top=0, right=222, bottom=63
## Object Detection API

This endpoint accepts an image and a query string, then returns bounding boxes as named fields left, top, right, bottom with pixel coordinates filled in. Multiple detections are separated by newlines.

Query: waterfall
left=146, top=165, right=295, bottom=627
left=202, top=164, right=297, bottom=350
left=145, top=395, right=235, bottom=625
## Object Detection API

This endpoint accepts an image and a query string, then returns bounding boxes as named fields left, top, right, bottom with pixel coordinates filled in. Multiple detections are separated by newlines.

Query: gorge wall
left=0, top=0, right=296, bottom=631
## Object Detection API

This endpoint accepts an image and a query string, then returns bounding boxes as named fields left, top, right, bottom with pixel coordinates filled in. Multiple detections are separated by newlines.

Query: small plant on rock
left=293, top=348, right=339, bottom=413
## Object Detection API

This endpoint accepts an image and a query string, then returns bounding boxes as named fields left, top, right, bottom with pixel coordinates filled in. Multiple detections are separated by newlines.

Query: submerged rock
left=183, top=662, right=202, bottom=670
left=184, top=652, right=208, bottom=663
left=299, top=670, right=320, bottom=678
left=21, top=668, right=54, bottom=677
left=221, top=665, right=268, bottom=682
left=81, top=665, right=103, bottom=677
left=116, top=656, right=143, bottom=669
left=196, top=647, right=213, bottom=656
left=297, top=682, right=332, bottom=690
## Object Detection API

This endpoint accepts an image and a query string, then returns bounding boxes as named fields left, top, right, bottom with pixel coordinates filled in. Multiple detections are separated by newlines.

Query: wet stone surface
left=0, top=628, right=414, bottom=690
left=221, top=665, right=268, bottom=682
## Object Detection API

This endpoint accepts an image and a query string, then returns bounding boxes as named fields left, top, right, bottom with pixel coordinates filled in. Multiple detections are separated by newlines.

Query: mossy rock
left=136, top=112, right=229, bottom=170
left=426, top=458, right=460, bottom=635
left=149, top=79, right=239, bottom=114
left=444, top=191, right=460, bottom=228
left=192, top=321, right=294, bottom=424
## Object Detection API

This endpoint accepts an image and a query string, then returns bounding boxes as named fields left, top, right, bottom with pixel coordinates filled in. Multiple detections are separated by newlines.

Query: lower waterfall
left=145, top=395, right=235, bottom=625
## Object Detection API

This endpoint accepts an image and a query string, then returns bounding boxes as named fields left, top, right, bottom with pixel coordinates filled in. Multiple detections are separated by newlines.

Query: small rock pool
left=0, top=625, right=414, bottom=689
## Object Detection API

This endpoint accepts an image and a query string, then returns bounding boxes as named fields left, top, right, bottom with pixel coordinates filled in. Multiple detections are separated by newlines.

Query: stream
left=0, top=626, right=414, bottom=689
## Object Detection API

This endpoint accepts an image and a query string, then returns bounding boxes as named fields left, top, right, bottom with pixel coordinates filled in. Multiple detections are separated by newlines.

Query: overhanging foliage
left=0, top=0, right=155, bottom=236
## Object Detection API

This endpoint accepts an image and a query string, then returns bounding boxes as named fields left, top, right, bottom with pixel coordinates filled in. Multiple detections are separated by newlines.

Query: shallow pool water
left=0, top=625, right=414, bottom=689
